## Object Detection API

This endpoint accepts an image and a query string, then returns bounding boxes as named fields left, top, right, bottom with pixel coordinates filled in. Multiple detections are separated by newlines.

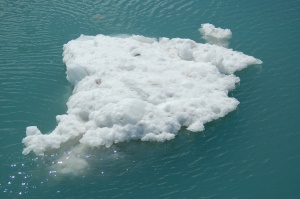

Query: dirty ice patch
left=22, top=24, right=262, bottom=173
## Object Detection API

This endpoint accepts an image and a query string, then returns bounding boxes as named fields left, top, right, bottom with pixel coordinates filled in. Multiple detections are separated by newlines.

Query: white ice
left=199, top=23, right=232, bottom=47
left=22, top=24, right=262, bottom=173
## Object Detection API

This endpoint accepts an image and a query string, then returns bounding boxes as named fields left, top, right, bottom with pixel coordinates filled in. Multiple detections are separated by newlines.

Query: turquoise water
left=1, top=0, right=300, bottom=198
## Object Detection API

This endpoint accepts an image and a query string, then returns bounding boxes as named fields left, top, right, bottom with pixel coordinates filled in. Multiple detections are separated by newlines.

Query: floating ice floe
left=199, top=23, right=232, bottom=47
left=22, top=24, right=262, bottom=164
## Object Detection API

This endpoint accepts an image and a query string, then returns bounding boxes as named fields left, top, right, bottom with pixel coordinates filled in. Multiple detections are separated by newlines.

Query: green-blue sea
left=1, top=0, right=300, bottom=198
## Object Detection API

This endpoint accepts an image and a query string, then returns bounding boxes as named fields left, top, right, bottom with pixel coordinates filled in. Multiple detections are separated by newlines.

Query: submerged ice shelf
left=23, top=24, right=262, bottom=158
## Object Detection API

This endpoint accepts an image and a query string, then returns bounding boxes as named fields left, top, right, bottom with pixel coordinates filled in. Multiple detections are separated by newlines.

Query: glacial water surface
left=1, top=0, right=300, bottom=198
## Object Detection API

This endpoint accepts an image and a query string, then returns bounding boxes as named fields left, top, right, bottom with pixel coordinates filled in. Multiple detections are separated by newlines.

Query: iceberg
left=22, top=24, right=262, bottom=173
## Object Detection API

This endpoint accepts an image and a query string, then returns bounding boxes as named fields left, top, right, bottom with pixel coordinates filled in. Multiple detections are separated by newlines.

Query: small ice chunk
left=199, top=23, right=232, bottom=47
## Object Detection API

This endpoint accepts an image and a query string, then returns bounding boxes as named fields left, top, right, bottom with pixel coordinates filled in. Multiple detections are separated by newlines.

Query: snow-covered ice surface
left=22, top=24, right=262, bottom=173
